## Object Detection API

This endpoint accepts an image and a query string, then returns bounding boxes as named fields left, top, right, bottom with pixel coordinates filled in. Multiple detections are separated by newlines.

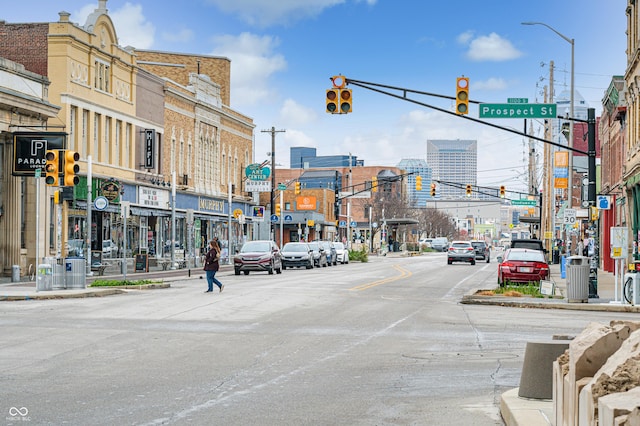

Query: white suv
left=102, top=240, right=117, bottom=257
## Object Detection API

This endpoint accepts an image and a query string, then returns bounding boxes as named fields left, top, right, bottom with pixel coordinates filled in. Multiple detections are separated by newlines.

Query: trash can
left=566, top=256, right=590, bottom=303
left=12, top=265, right=20, bottom=282
left=36, top=264, right=53, bottom=291
left=64, top=257, right=86, bottom=289
left=552, top=249, right=560, bottom=265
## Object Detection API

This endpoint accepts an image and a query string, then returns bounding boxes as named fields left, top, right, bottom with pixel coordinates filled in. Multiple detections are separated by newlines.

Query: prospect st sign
left=479, top=103, right=557, bottom=119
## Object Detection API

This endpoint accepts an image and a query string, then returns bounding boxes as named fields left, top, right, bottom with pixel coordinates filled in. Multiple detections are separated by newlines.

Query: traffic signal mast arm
left=340, top=77, right=589, bottom=156
left=436, top=179, right=540, bottom=203
left=336, top=171, right=418, bottom=202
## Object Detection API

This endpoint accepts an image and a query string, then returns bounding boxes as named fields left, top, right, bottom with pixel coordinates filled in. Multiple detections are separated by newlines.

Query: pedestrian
left=204, top=239, right=224, bottom=293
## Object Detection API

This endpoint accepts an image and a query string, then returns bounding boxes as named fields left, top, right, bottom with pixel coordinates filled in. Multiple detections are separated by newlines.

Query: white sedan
left=333, top=242, right=349, bottom=264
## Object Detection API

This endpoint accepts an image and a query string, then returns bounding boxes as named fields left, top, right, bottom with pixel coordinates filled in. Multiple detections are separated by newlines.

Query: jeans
left=206, top=270, right=222, bottom=291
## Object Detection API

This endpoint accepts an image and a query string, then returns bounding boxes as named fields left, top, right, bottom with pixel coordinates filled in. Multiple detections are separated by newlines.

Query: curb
left=0, top=283, right=171, bottom=301
left=460, top=295, right=640, bottom=313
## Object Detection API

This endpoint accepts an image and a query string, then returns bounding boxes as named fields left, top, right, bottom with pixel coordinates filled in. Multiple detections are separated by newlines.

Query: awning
left=130, top=207, right=171, bottom=217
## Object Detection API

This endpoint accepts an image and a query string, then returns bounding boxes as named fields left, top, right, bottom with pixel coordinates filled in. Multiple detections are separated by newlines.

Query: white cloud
left=473, top=77, right=508, bottom=91
left=206, top=0, right=345, bottom=27
left=466, top=33, right=522, bottom=62
left=280, top=99, right=318, bottom=126
left=211, top=32, right=287, bottom=107
left=73, top=3, right=155, bottom=49
left=457, top=31, right=474, bottom=45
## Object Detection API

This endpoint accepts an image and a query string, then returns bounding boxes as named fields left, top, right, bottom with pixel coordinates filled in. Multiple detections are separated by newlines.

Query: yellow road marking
left=349, top=264, right=412, bottom=291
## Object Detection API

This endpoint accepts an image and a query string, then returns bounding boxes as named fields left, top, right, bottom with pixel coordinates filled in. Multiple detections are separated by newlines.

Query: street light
left=521, top=22, right=575, bottom=212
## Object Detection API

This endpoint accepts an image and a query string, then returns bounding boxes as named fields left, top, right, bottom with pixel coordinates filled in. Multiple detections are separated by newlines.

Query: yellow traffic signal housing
left=275, top=203, right=281, bottom=216
left=326, top=89, right=339, bottom=113
left=371, top=176, right=378, bottom=192
left=456, top=77, right=469, bottom=115
left=465, top=184, right=472, bottom=197
left=339, top=89, right=352, bottom=113
left=44, top=150, right=59, bottom=186
left=53, top=190, right=61, bottom=204
left=295, top=181, right=301, bottom=195
left=415, top=175, right=422, bottom=191
left=430, top=183, right=436, bottom=197
left=63, top=150, right=80, bottom=186
left=499, top=185, right=506, bottom=198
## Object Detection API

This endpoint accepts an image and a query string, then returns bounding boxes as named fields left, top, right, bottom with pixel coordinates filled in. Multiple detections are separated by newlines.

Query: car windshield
left=241, top=242, right=271, bottom=253
left=308, top=242, right=319, bottom=250
left=507, top=250, right=545, bottom=262
left=334, top=242, right=344, bottom=250
left=471, top=242, right=485, bottom=248
left=284, top=244, right=308, bottom=252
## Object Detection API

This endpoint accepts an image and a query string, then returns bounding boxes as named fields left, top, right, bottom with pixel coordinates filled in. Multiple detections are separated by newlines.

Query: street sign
left=507, top=98, right=528, bottom=104
left=597, top=195, right=611, bottom=210
left=284, top=214, right=293, bottom=222
left=350, top=221, right=357, bottom=228
left=564, top=208, right=577, bottom=225
left=270, top=214, right=278, bottom=222
left=479, top=103, right=557, bottom=119
left=511, top=199, right=537, bottom=206
left=277, top=183, right=286, bottom=191
left=339, top=220, right=347, bottom=228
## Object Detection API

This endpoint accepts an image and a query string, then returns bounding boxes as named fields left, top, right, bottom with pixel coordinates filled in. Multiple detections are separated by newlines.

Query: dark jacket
left=204, top=247, right=219, bottom=271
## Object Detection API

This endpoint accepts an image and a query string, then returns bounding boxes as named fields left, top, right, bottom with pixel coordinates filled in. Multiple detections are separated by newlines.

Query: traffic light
left=339, top=89, right=352, bottom=113
left=295, top=181, right=301, bottom=195
left=53, top=190, right=61, bottom=204
left=430, top=183, right=436, bottom=197
left=44, top=150, right=59, bottom=186
left=326, top=89, right=339, bottom=113
left=465, top=184, right=472, bottom=197
left=456, top=77, right=469, bottom=115
left=371, top=176, right=378, bottom=192
left=499, top=185, right=506, bottom=198
left=63, top=150, right=80, bottom=186
left=415, top=175, right=422, bottom=191
left=275, top=203, right=281, bottom=216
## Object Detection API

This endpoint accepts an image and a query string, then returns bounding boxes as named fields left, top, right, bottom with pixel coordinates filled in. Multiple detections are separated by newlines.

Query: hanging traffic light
left=456, top=77, right=469, bottom=115
left=326, top=89, right=340, bottom=113
left=63, top=150, right=80, bottom=186
left=295, top=181, right=301, bottom=195
left=430, top=183, right=436, bottom=197
left=339, top=89, right=352, bottom=113
left=275, top=203, right=281, bottom=216
left=415, top=175, right=422, bottom=191
left=499, top=185, right=506, bottom=198
left=44, top=150, right=59, bottom=186
left=371, top=176, right=378, bottom=192
left=465, top=184, right=472, bottom=197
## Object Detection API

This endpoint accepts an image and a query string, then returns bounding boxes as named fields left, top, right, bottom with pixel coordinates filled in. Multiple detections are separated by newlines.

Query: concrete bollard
left=11, top=265, right=20, bottom=282
left=518, top=340, right=570, bottom=399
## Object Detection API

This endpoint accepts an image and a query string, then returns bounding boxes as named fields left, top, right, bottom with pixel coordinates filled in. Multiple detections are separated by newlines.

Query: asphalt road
left=1, top=253, right=637, bottom=425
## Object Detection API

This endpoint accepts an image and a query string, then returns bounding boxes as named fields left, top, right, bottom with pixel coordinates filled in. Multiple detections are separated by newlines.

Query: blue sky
left=3, top=0, right=626, bottom=193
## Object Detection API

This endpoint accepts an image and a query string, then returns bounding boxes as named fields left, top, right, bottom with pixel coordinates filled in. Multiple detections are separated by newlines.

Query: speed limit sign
left=564, top=208, right=576, bottom=225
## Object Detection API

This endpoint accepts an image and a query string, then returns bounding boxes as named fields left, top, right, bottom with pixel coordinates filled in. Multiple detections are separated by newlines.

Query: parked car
left=333, top=241, right=349, bottom=264
left=418, top=238, right=433, bottom=248
left=447, top=241, right=476, bottom=265
left=281, top=242, right=314, bottom=270
left=102, top=239, right=117, bottom=257
left=320, top=241, right=337, bottom=266
left=233, top=240, right=282, bottom=275
left=431, top=237, right=450, bottom=252
left=470, top=240, right=490, bottom=263
left=497, top=248, right=550, bottom=286
left=307, top=241, right=328, bottom=267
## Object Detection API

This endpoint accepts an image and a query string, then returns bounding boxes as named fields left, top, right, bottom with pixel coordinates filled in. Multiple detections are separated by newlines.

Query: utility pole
left=261, top=126, right=285, bottom=241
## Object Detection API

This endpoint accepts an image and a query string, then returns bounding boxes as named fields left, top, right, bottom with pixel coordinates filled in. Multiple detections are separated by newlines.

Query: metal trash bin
left=36, top=264, right=53, bottom=291
left=64, top=257, right=86, bottom=289
left=566, top=256, right=590, bottom=303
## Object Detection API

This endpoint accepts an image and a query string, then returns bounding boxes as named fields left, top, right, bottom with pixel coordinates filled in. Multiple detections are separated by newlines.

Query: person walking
left=204, top=239, right=224, bottom=293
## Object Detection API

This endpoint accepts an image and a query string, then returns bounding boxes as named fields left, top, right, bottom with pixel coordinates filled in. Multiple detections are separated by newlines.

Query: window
left=115, top=120, right=121, bottom=167
left=94, top=113, right=101, bottom=160
left=104, top=116, right=111, bottom=163
left=94, top=60, right=110, bottom=92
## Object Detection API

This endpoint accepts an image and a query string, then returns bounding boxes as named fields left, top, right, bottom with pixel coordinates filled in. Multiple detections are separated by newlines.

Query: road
left=1, top=253, right=637, bottom=425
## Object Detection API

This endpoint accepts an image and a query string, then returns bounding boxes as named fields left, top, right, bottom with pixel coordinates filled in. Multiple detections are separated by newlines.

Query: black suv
left=470, top=240, right=490, bottom=263
left=510, top=239, right=547, bottom=261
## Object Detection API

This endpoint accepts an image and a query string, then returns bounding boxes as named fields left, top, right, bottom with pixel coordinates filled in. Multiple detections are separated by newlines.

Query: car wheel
left=447, top=259, right=452, bottom=265
left=282, top=264, right=287, bottom=270
left=471, top=260, right=476, bottom=265
left=243, top=270, right=249, bottom=275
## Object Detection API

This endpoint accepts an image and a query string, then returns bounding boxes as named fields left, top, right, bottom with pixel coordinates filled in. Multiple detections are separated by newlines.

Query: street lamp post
left=521, top=22, right=574, bottom=210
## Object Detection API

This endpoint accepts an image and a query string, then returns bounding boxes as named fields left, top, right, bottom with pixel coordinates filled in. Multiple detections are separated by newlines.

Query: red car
left=497, top=248, right=549, bottom=286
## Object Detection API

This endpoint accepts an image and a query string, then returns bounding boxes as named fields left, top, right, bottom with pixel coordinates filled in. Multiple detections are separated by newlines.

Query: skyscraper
left=426, top=139, right=477, bottom=199
left=396, top=158, right=432, bottom=206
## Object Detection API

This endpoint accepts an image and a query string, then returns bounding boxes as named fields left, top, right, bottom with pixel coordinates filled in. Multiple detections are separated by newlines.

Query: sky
left=2, top=0, right=627, bottom=193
